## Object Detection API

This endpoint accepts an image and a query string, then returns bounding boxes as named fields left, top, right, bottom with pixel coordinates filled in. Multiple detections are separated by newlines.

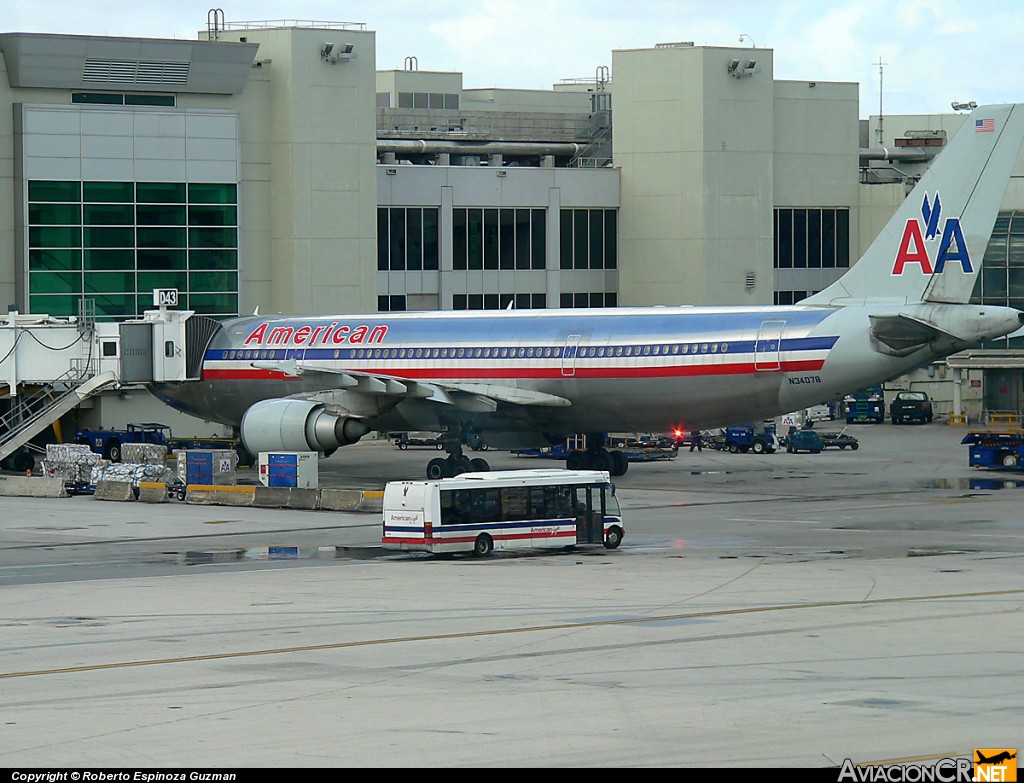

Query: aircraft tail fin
left=803, top=104, right=1024, bottom=307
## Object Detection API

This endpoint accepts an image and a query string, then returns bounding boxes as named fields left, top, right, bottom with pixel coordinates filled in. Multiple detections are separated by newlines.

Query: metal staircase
left=0, top=366, right=119, bottom=464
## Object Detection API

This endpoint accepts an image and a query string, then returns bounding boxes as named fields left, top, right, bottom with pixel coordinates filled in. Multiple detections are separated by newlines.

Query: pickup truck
left=889, top=391, right=933, bottom=424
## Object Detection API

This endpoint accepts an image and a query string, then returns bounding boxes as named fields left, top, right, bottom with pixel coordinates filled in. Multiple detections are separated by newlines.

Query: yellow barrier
left=947, top=413, right=968, bottom=426
left=986, top=412, right=1022, bottom=426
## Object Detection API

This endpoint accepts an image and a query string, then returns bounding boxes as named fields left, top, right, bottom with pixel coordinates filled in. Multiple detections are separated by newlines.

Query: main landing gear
left=425, top=435, right=490, bottom=479
left=564, top=433, right=629, bottom=477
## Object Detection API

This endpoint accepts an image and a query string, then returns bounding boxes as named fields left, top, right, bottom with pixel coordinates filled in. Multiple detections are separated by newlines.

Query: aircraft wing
left=249, top=358, right=572, bottom=411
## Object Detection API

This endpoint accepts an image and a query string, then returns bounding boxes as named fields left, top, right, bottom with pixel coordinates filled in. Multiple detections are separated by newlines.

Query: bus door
left=575, top=485, right=604, bottom=544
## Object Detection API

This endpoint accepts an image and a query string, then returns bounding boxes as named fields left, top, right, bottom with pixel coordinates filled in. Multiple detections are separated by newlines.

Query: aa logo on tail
left=892, top=192, right=973, bottom=275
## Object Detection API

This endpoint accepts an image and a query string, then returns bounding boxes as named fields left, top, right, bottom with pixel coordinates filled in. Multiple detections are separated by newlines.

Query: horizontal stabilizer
left=869, top=313, right=955, bottom=356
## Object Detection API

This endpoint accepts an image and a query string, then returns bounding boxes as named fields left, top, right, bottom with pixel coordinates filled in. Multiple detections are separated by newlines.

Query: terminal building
left=1, top=16, right=1023, bottom=436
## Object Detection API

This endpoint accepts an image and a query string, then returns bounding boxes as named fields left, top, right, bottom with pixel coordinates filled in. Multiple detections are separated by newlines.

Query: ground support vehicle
left=382, top=469, right=624, bottom=556
left=75, top=422, right=171, bottom=462
left=844, top=388, right=885, bottom=424
left=889, top=391, right=933, bottom=424
left=723, top=425, right=778, bottom=454
left=76, top=423, right=251, bottom=466
left=782, top=429, right=823, bottom=453
left=961, top=431, right=1024, bottom=469
left=819, top=430, right=859, bottom=450
left=392, top=432, right=445, bottom=450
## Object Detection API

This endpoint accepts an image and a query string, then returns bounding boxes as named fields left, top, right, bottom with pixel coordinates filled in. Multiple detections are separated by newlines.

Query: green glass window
left=189, top=292, right=238, bottom=314
left=124, top=94, right=175, bottom=107
left=189, top=227, right=237, bottom=248
left=72, top=93, right=122, bottom=105
left=138, top=272, right=188, bottom=291
left=1009, top=235, right=1024, bottom=266
left=138, top=249, right=187, bottom=270
left=27, top=178, right=238, bottom=319
left=137, top=183, right=186, bottom=203
left=30, top=249, right=81, bottom=271
left=189, top=249, right=237, bottom=270
left=29, top=204, right=81, bottom=225
left=29, top=226, right=81, bottom=247
left=188, top=205, right=237, bottom=226
left=84, top=272, right=136, bottom=293
left=31, top=272, right=82, bottom=294
left=84, top=203, right=135, bottom=225
left=91, top=294, right=136, bottom=317
left=84, top=226, right=134, bottom=248
left=84, top=182, right=134, bottom=203
left=138, top=227, right=187, bottom=248
left=29, top=181, right=80, bottom=202
left=29, top=295, right=79, bottom=316
left=137, top=204, right=186, bottom=226
left=189, top=271, right=237, bottom=292
left=189, top=183, right=237, bottom=204
left=84, top=249, right=135, bottom=270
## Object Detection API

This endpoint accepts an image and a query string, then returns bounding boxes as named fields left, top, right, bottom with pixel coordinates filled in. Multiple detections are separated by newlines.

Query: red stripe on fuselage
left=203, top=359, right=825, bottom=381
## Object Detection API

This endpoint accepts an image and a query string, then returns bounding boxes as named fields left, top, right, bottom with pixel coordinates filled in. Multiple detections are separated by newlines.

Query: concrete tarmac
left=1, top=422, right=1022, bottom=768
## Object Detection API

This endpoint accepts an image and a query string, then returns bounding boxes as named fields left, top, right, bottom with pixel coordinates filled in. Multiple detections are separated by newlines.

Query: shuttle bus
left=381, top=469, right=624, bottom=556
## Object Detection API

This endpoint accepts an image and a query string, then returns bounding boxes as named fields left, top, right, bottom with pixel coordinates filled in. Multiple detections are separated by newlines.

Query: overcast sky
left=6, top=0, right=1023, bottom=117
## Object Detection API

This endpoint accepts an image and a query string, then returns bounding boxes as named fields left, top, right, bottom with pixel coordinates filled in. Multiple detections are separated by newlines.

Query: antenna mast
left=876, top=56, right=887, bottom=145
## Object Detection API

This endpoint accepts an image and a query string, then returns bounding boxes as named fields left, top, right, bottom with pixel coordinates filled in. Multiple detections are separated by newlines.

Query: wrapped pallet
left=41, top=443, right=99, bottom=483
left=90, top=462, right=177, bottom=488
left=121, top=443, right=169, bottom=465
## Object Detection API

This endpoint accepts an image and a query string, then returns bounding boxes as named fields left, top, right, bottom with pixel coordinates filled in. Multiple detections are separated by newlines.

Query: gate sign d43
left=153, top=288, right=179, bottom=307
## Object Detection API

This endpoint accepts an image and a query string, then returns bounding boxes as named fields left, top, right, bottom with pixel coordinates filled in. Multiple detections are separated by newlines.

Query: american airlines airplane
left=151, top=103, right=1024, bottom=479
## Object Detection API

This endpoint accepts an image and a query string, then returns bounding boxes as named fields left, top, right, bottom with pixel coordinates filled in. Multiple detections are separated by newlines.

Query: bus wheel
left=426, top=457, right=449, bottom=479
left=604, top=526, right=623, bottom=549
left=473, top=534, right=494, bottom=557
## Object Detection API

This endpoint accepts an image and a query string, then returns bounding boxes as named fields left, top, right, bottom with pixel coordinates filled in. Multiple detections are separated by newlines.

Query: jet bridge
left=0, top=301, right=201, bottom=466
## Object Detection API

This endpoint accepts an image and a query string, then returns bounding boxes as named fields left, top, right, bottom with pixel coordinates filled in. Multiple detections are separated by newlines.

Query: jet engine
left=240, top=399, right=370, bottom=455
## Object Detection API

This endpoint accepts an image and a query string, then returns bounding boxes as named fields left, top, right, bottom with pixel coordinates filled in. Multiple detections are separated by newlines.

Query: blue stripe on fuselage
left=213, top=307, right=838, bottom=354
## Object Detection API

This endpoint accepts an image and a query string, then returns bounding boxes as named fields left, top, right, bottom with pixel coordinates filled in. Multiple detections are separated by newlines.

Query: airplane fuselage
left=150, top=303, right=1021, bottom=446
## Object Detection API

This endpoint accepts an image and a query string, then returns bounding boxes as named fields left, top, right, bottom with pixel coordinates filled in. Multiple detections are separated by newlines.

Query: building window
left=559, top=209, right=617, bottom=269
left=396, top=92, right=459, bottom=110
left=976, top=210, right=1024, bottom=348
left=27, top=180, right=238, bottom=319
left=378, top=295, right=407, bottom=312
left=559, top=292, right=617, bottom=308
left=453, top=293, right=545, bottom=310
left=377, top=207, right=440, bottom=271
left=774, top=208, right=849, bottom=269
left=452, top=208, right=545, bottom=271
left=773, top=291, right=809, bottom=305
left=71, top=92, right=175, bottom=107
